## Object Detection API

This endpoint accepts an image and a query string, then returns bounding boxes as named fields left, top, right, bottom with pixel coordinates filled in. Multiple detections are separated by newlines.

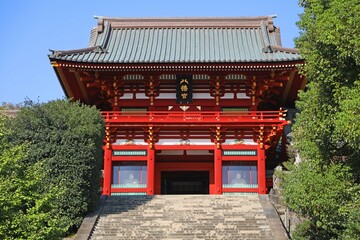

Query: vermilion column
left=147, top=146, right=155, bottom=195
left=102, top=146, right=112, bottom=196
left=214, top=147, right=222, bottom=194
left=257, top=145, right=266, bottom=194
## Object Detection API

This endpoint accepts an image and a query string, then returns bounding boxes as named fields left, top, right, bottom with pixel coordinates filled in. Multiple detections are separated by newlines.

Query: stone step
left=89, top=195, right=287, bottom=240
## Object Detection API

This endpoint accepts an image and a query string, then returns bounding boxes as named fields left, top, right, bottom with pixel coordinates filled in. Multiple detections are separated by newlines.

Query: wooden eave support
left=52, top=64, right=75, bottom=98
left=73, top=70, right=90, bottom=103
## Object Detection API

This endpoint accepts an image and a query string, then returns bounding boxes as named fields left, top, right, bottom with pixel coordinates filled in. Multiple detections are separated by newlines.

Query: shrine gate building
left=49, top=16, right=305, bottom=196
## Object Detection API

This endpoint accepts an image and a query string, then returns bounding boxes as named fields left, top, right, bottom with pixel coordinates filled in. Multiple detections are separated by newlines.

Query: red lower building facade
left=49, top=16, right=306, bottom=195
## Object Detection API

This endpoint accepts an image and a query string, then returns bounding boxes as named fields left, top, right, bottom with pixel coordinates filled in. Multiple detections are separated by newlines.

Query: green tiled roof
left=49, top=16, right=301, bottom=64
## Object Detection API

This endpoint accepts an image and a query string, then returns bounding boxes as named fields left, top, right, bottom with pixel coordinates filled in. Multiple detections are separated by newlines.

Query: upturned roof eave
left=49, top=58, right=304, bottom=67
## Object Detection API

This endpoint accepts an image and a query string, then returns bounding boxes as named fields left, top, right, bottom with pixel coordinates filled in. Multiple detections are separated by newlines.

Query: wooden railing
left=102, top=111, right=287, bottom=126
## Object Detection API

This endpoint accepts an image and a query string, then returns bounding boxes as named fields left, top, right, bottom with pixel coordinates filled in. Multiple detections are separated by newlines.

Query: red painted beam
left=155, top=145, right=214, bottom=150
left=221, top=145, right=258, bottom=150
left=112, top=156, right=148, bottom=161
left=222, top=156, right=258, bottom=161
left=112, top=145, right=148, bottom=150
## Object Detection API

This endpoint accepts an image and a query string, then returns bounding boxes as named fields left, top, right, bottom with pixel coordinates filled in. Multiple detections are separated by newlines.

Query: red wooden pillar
left=257, top=145, right=266, bottom=194
left=147, top=145, right=155, bottom=195
left=102, top=146, right=112, bottom=196
left=214, top=147, right=222, bottom=194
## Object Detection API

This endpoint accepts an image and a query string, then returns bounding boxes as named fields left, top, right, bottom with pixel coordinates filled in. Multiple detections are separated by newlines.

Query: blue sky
left=0, top=0, right=303, bottom=104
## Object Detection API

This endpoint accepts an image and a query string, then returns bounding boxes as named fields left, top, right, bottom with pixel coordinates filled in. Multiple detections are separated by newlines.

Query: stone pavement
left=88, top=195, right=288, bottom=240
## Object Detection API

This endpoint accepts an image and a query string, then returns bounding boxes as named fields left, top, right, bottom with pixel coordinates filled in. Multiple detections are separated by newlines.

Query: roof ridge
left=95, top=16, right=275, bottom=33
left=94, top=16, right=275, bottom=21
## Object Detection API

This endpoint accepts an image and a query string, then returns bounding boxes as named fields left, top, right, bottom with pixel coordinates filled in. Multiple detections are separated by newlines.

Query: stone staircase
left=89, top=195, right=287, bottom=240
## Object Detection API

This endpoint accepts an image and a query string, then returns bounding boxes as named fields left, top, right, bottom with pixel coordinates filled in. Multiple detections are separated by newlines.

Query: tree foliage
left=1, top=102, right=23, bottom=110
left=1, top=111, right=67, bottom=239
left=293, top=0, right=360, bottom=166
left=0, top=100, right=104, bottom=239
left=283, top=0, right=360, bottom=239
left=283, top=161, right=359, bottom=239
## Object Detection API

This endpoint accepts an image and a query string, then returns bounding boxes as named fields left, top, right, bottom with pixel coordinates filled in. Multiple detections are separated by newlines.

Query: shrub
left=283, top=160, right=359, bottom=239
left=7, top=99, right=104, bottom=237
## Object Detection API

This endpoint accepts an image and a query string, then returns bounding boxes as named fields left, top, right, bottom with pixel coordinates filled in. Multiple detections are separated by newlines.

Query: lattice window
left=225, top=74, right=247, bottom=80
left=221, top=107, right=249, bottom=112
left=123, top=74, right=144, bottom=81
left=222, top=161, right=258, bottom=188
left=112, top=161, right=147, bottom=188
left=121, top=108, right=147, bottom=115
left=222, top=150, right=257, bottom=156
left=113, top=150, right=147, bottom=156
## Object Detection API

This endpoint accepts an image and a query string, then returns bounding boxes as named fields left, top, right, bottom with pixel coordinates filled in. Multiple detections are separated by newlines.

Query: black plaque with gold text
left=176, top=74, right=193, bottom=103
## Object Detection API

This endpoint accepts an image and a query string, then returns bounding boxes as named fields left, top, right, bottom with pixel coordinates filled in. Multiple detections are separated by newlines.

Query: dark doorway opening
left=161, top=171, right=209, bottom=194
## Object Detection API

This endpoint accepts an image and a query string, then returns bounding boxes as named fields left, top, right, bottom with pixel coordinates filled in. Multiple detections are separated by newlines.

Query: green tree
left=283, top=0, right=360, bottom=238
left=1, top=102, right=23, bottom=110
left=0, top=111, right=68, bottom=239
left=283, top=161, right=359, bottom=239
left=294, top=0, right=360, bottom=166
left=2, top=99, right=104, bottom=238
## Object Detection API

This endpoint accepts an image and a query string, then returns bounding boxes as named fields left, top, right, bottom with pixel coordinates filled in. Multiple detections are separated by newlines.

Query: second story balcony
left=102, top=110, right=288, bottom=128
